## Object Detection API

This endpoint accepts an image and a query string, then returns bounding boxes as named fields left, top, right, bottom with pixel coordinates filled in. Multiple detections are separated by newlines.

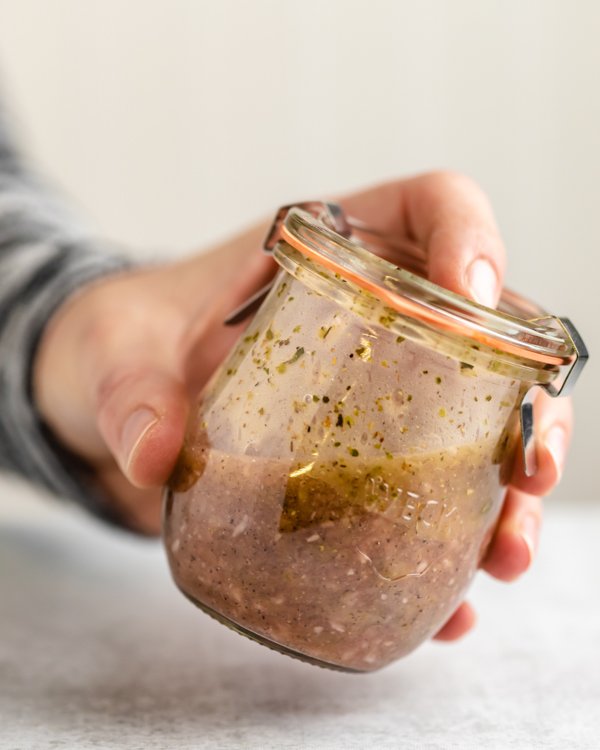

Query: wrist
left=33, top=271, right=128, bottom=462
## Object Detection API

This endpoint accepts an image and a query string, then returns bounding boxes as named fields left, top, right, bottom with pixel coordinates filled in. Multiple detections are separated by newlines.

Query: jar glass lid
left=226, top=201, right=587, bottom=399
left=265, top=202, right=588, bottom=397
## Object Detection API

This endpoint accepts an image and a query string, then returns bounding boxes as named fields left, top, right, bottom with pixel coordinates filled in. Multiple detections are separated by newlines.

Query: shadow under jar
left=163, top=204, right=586, bottom=672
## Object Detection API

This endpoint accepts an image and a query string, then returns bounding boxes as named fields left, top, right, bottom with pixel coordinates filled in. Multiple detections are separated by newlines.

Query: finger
left=433, top=601, right=477, bottom=641
left=481, top=488, right=542, bottom=582
left=510, top=389, right=573, bottom=496
left=172, top=219, right=276, bottom=321
left=99, top=464, right=163, bottom=535
left=94, top=364, right=188, bottom=488
left=408, top=172, right=506, bottom=306
left=339, top=171, right=506, bottom=307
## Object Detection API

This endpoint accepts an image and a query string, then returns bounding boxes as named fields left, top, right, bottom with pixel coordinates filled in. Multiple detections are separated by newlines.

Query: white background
left=0, top=0, right=597, bottom=501
left=2, top=482, right=599, bottom=749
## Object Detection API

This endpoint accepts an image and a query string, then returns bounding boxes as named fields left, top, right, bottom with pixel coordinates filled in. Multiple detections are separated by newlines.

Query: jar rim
left=270, top=204, right=586, bottom=392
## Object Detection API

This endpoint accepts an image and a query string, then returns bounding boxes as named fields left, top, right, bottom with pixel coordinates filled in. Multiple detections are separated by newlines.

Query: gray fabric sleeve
left=0, top=100, right=134, bottom=525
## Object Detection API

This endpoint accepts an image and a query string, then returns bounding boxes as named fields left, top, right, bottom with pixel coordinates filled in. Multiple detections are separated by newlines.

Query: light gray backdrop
left=0, top=0, right=597, bottom=501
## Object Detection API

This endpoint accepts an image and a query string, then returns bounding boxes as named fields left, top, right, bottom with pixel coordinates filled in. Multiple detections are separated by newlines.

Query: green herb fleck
left=276, top=346, right=305, bottom=374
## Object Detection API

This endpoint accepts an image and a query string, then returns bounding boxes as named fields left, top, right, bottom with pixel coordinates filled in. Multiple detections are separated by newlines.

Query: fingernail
left=467, top=258, right=498, bottom=308
left=520, top=513, right=540, bottom=567
left=544, top=425, right=567, bottom=481
left=121, top=407, right=158, bottom=470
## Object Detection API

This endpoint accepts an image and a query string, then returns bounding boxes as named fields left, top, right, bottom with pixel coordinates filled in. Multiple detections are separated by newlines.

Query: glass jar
left=163, top=203, right=587, bottom=672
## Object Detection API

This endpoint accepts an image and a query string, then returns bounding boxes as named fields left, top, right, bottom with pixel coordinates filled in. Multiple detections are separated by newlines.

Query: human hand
left=338, top=172, right=573, bottom=641
left=33, top=172, right=572, bottom=639
left=34, top=221, right=275, bottom=533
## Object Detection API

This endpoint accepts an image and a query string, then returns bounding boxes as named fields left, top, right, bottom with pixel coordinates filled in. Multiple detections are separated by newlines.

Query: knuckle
left=535, top=390, right=574, bottom=431
left=426, top=169, right=485, bottom=198
left=562, top=396, right=575, bottom=426
left=95, top=366, right=147, bottom=409
left=524, top=493, right=544, bottom=518
left=426, top=171, right=498, bottom=230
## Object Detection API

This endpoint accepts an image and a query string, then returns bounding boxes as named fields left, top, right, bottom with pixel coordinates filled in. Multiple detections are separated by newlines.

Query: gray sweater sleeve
left=0, top=101, right=133, bottom=524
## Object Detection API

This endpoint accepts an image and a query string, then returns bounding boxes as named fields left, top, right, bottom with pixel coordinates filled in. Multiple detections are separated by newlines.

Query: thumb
left=337, top=173, right=506, bottom=308
left=414, top=173, right=506, bottom=308
left=94, top=366, right=188, bottom=488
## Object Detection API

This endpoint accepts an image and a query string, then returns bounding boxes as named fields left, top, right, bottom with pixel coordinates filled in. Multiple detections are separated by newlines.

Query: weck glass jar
left=163, top=203, right=587, bottom=672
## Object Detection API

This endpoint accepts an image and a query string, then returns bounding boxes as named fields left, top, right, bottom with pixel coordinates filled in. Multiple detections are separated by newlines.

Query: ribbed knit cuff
left=0, top=241, right=136, bottom=528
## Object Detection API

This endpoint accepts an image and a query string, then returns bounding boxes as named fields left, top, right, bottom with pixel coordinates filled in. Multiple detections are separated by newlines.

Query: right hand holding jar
left=164, top=193, right=587, bottom=672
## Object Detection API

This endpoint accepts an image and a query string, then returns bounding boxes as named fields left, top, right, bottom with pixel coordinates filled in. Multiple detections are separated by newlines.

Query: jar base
left=177, top=585, right=364, bottom=674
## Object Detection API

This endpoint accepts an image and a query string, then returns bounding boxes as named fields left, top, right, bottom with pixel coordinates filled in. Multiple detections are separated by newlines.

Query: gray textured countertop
left=1, top=475, right=599, bottom=750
